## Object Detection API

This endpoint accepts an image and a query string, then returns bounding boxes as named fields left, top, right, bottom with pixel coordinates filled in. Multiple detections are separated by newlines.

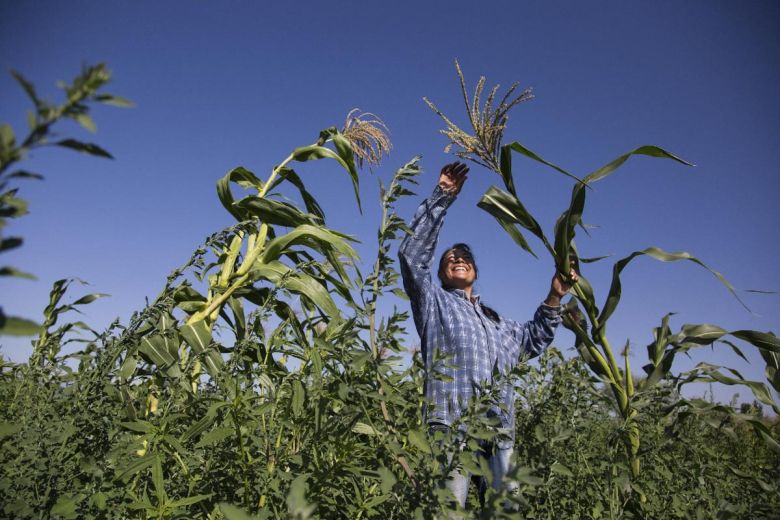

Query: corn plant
left=426, top=60, right=780, bottom=509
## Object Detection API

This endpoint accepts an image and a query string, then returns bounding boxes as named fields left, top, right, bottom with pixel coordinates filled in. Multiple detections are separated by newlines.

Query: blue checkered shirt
left=399, top=186, right=562, bottom=446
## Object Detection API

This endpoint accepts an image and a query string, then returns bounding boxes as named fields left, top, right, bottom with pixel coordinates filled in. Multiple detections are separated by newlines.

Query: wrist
left=543, top=291, right=562, bottom=307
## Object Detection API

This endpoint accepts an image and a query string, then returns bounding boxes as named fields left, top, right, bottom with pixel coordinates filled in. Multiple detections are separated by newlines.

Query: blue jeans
left=429, top=423, right=519, bottom=511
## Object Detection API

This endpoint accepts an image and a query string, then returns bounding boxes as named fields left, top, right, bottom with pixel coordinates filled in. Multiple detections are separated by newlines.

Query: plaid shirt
left=399, top=186, right=562, bottom=445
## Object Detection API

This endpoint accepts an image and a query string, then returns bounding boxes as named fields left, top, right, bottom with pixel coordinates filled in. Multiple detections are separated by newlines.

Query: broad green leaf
left=550, top=461, right=574, bottom=477
left=407, top=429, right=431, bottom=454
left=731, top=329, right=780, bottom=354
left=219, top=504, right=257, bottom=520
left=235, top=196, right=316, bottom=227
left=195, top=427, right=233, bottom=448
left=293, top=133, right=362, bottom=213
left=478, top=185, right=553, bottom=256
left=180, top=320, right=223, bottom=376
left=352, top=422, right=380, bottom=436
left=277, top=167, right=326, bottom=220
left=217, top=166, right=264, bottom=221
left=50, top=494, right=78, bottom=519
left=139, top=334, right=177, bottom=368
left=596, top=247, right=747, bottom=338
left=55, top=139, right=113, bottom=159
left=260, top=224, right=358, bottom=264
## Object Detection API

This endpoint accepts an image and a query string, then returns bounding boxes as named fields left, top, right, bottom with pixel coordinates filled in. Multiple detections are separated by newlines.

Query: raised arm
left=398, top=162, right=468, bottom=330
left=508, top=264, right=579, bottom=359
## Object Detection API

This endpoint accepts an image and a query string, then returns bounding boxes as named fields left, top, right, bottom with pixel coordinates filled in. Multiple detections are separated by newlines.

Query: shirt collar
left=445, top=287, right=481, bottom=304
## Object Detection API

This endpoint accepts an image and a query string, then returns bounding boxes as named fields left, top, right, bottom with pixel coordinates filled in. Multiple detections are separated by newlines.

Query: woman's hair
left=437, top=243, right=478, bottom=285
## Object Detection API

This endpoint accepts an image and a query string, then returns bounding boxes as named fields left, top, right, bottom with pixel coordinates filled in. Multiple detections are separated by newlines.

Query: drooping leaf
left=55, top=139, right=113, bottom=159
left=292, top=139, right=361, bottom=213
left=260, top=224, right=358, bottom=264
left=234, top=196, right=316, bottom=227
left=505, top=141, right=585, bottom=189
left=0, top=315, right=41, bottom=336
left=180, top=320, right=223, bottom=376
left=217, top=166, right=264, bottom=221
left=596, top=247, right=748, bottom=338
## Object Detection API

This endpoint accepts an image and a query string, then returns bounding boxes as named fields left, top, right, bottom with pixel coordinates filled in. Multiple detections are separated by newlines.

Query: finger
left=452, top=163, right=470, bottom=176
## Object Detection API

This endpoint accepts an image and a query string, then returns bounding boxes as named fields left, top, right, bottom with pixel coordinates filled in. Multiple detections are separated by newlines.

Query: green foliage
left=1, top=64, right=778, bottom=519
left=0, top=64, right=130, bottom=336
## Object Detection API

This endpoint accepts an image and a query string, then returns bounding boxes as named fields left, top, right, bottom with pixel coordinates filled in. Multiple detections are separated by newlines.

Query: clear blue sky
left=2, top=1, right=778, bottom=404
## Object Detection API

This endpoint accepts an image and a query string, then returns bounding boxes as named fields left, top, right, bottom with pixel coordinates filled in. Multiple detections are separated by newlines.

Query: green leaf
left=56, top=139, right=113, bottom=159
left=195, top=427, right=233, bottom=448
left=72, top=292, right=108, bottom=305
left=407, top=429, right=431, bottom=454
left=50, top=494, right=79, bottom=519
left=583, top=145, right=693, bottom=185
left=505, top=141, right=585, bottom=189
left=118, top=454, right=158, bottom=482
left=277, top=167, right=326, bottom=220
left=249, top=261, right=341, bottom=320
left=74, top=113, right=96, bottom=133
left=0, top=236, right=23, bottom=253
left=119, top=352, right=138, bottom=379
left=139, top=334, right=177, bottom=368
left=260, top=224, right=358, bottom=264
left=7, top=170, right=44, bottom=181
left=0, top=266, right=36, bottom=280
left=0, top=315, right=41, bottom=336
left=180, top=413, right=218, bottom=444
left=292, top=139, right=362, bottom=213
left=168, top=494, right=213, bottom=508
left=151, top=455, right=166, bottom=504
left=291, top=379, right=305, bottom=417
left=217, top=166, right=264, bottom=221
left=596, top=247, right=748, bottom=338
left=10, top=70, right=42, bottom=109
left=550, top=461, right=574, bottom=477
left=180, top=320, right=222, bottom=375
left=478, top=185, right=553, bottom=257
left=235, top=196, right=316, bottom=227
left=219, top=504, right=258, bottom=520
left=352, top=422, right=380, bottom=436
left=120, top=420, right=155, bottom=433
left=94, top=93, right=135, bottom=107
left=0, top=422, right=22, bottom=439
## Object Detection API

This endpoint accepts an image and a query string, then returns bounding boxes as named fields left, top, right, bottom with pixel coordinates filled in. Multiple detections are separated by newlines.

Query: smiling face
left=438, top=244, right=477, bottom=291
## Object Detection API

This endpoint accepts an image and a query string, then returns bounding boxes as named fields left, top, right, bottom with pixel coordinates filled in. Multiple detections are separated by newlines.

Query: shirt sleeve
left=398, top=185, right=455, bottom=334
left=506, top=304, right=563, bottom=360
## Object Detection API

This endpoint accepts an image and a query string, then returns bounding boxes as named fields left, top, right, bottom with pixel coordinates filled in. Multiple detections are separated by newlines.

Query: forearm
left=398, top=185, right=455, bottom=285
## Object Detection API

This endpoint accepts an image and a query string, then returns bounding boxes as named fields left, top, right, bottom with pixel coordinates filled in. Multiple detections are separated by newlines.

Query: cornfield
left=1, top=64, right=778, bottom=519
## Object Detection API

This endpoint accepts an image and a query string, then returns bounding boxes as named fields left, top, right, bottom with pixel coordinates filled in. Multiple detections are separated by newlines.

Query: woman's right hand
left=438, top=161, right=469, bottom=195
